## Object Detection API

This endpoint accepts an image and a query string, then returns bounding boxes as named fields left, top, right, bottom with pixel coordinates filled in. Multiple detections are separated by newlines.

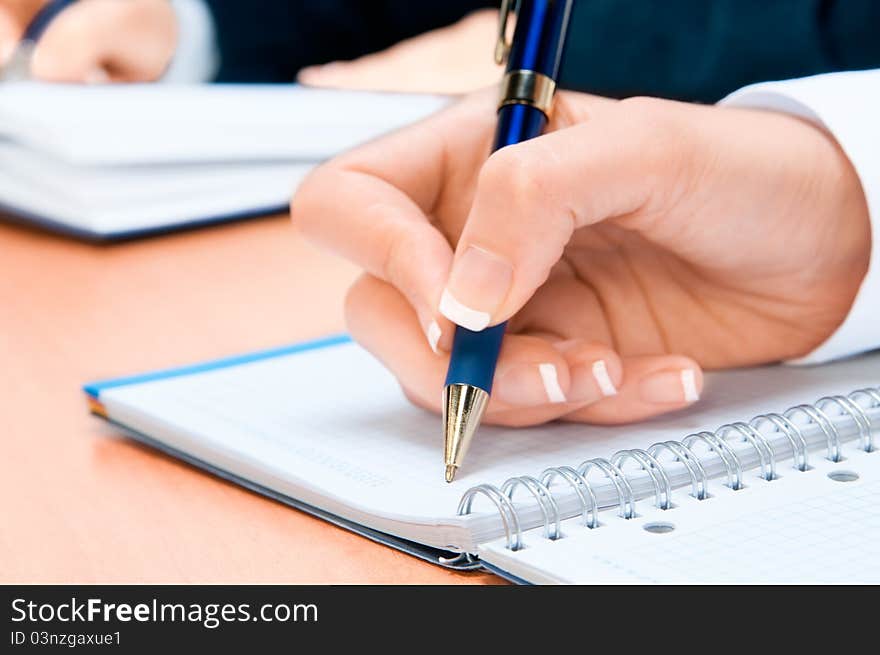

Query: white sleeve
left=161, top=0, right=219, bottom=83
left=720, top=70, right=880, bottom=365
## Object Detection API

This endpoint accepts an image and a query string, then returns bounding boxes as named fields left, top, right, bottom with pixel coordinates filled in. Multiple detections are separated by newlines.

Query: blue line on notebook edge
left=82, top=333, right=352, bottom=398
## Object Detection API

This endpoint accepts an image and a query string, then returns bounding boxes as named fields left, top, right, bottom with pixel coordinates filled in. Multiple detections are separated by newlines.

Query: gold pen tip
left=443, top=384, right=490, bottom=484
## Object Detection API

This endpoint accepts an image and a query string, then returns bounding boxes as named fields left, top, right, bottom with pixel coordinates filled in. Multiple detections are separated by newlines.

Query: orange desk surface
left=0, top=217, right=501, bottom=584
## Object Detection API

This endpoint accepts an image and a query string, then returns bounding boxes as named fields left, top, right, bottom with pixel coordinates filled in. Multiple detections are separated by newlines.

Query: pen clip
left=494, top=0, right=520, bottom=65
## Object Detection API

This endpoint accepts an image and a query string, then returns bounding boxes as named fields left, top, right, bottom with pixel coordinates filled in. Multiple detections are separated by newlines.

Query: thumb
left=439, top=94, right=687, bottom=330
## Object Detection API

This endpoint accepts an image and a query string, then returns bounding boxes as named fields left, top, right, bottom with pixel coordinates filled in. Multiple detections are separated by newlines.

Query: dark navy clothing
left=207, top=1, right=880, bottom=102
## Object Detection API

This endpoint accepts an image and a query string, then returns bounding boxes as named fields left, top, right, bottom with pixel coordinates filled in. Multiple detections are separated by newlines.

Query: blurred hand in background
left=297, top=9, right=502, bottom=94
left=0, top=0, right=176, bottom=82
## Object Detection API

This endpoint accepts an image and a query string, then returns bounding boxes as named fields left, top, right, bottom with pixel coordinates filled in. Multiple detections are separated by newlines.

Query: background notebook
left=83, top=336, right=880, bottom=583
left=0, top=84, right=448, bottom=240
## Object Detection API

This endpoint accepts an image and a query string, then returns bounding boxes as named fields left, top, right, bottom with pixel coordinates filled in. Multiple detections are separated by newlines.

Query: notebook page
left=0, top=83, right=449, bottom=165
left=97, top=340, right=880, bottom=540
left=478, top=446, right=880, bottom=583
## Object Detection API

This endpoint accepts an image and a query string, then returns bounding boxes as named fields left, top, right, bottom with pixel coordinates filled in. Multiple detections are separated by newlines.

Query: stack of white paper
left=0, top=83, right=448, bottom=238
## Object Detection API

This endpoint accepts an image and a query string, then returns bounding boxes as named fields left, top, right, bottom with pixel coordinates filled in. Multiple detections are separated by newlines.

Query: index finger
left=291, top=89, right=497, bottom=348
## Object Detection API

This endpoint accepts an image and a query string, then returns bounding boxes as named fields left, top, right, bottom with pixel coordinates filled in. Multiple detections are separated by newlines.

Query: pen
left=1, top=0, right=78, bottom=81
left=443, top=0, right=574, bottom=482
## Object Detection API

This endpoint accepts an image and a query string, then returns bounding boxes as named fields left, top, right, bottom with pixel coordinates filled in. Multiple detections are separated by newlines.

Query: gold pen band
left=498, top=69, right=557, bottom=115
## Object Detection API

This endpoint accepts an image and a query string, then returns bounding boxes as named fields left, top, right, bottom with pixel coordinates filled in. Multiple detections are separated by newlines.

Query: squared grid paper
left=632, top=482, right=880, bottom=583
left=481, top=452, right=880, bottom=584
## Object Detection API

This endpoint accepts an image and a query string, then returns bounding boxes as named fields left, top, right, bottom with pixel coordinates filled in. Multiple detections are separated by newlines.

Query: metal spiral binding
left=648, top=441, right=709, bottom=500
left=785, top=404, right=842, bottom=462
left=750, top=413, right=810, bottom=472
left=578, top=458, right=637, bottom=519
left=610, top=449, right=672, bottom=510
left=718, top=422, right=777, bottom=481
left=457, top=386, right=879, bottom=551
left=540, top=465, right=599, bottom=529
left=500, top=476, right=561, bottom=541
left=681, top=431, right=744, bottom=490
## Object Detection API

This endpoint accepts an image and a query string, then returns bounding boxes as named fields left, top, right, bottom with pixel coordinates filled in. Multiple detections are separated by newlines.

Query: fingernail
left=681, top=368, right=700, bottom=402
left=495, top=363, right=566, bottom=406
left=539, top=363, right=567, bottom=403
left=566, top=358, right=618, bottom=404
left=639, top=368, right=700, bottom=404
left=439, top=290, right=490, bottom=331
left=439, top=245, right=513, bottom=331
left=591, top=360, right=618, bottom=396
left=85, top=68, right=110, bottom=84
left=426, top=320, right=442, bottom=354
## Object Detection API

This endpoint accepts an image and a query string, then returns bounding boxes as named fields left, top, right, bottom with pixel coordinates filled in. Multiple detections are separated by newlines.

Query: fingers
left=31, top=0, right=175, bottom=82
left=345, top=273, right=575, bottom=426
left=438, top=94, right=689, bottom=331
left=294, top=90, right=625, bottom=353
left=561, top=354, right=703, bottom=425
left=292, top=95, right=495, bottom=353
left=345, top=273, right=703, bottom=427
left=297, top=9, right=502, bottom=95
left=293, top=163, right=456, bottom=353
left=344, top=273, right=450, bottom=412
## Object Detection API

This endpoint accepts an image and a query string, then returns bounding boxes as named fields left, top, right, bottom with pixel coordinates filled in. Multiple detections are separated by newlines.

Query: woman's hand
left=292, top=89, right=870, bottom=427
left=0, top=0, right=175, bottom=82
left=297, top=9, right=503, bottom=94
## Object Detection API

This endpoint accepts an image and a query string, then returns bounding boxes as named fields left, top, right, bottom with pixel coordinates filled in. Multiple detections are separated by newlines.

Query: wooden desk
left=0, top=217, right=501, bottom=584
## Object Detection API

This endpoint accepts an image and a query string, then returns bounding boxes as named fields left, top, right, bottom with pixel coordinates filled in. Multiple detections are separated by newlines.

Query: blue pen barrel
left=445, top=324, right=506, bottom=392
left=444, top=0, right=573, bottom=394
left=507, top=0, right=572, bottom=78
left=493, top=102, right=549, bottom=149
left=22, top=0, right=77, bottom=42
left=444, top=103, right=548, bottom=393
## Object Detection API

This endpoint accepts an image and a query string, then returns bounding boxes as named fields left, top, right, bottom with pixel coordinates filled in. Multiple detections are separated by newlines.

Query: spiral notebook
left=83, top=335, right=880, bottom=583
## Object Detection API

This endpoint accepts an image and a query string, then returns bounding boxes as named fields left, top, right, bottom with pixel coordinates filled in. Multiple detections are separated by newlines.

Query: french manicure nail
left=591, top=360, right=617, bottom=397
left=439, top=289, right=491, bottom=332
left=439, top=245, right=513, bottom=331
left=681, top=369, right=700, bottom=402
left=426, top=320, right=442, bottom=354
left=495, top=363, right=566, bottom=406
left=639, top=368, right=700, bottom=404
left=538, top=363, right=567, bottom=403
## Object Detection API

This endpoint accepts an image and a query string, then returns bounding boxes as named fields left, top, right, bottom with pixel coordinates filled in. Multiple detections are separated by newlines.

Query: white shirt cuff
left=720, top=70, right=880, bottom=365
left=162, top=0, right=219, bottom=83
